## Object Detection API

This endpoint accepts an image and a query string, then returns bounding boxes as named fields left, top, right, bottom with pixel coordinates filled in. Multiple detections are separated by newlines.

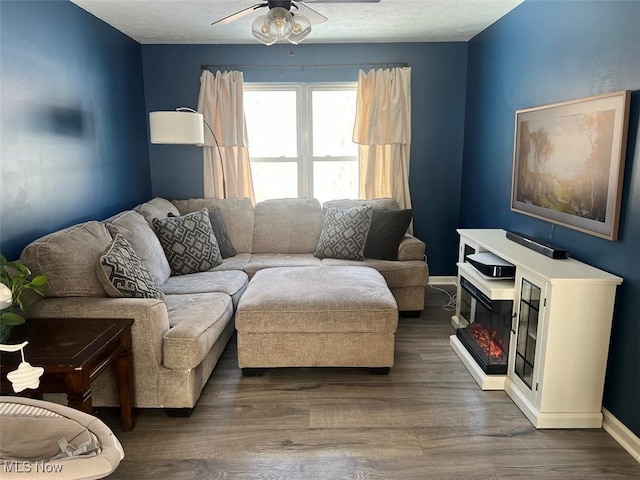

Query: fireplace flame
left=466, top=323, right=505, bottom=360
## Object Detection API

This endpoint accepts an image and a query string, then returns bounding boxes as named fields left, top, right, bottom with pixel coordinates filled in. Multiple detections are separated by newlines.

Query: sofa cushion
left=153, top=209, right=222, bottom=276
left=98, top=234, right=164, bottom=300
left=105, top=210, right=171, bottom=286
left=314, top=205, right=373, bottom=261
left=364, top=208, right=413, bottom=261
left=211, top=253, right=252, bottom=273
left=163, top=292, right=233, bottom=370
left=20, top=221, right=111, bottom=297
left=172, top=198, right=254, bottom=254
left=160, top=270, right=248, bottom=307
left=320, top=258, right=428, bottom=288
left=252, top=198, right=323, bottom=254
left=136, top=197, right=180, bottom=226
left=209, top=207, right=236, bottom=258
left=244, top=253, right=322, bottom=277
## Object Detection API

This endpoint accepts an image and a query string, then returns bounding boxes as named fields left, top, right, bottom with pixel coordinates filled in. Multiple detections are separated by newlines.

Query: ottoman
left=235, top=266, right=398, bottom=375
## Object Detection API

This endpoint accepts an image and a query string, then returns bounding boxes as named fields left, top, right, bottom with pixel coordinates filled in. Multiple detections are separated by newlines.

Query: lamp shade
left=149, top=111, right=204, bottom=144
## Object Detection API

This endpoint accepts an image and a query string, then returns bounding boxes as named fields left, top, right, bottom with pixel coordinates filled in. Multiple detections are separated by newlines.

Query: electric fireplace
left=456, top=276, right=512, bottom=375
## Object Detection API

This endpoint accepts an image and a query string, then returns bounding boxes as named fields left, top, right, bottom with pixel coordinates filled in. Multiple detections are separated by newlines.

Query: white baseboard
left=602, top=408, right=640, bottom=463
left=428, top=276, right=457, bottom=285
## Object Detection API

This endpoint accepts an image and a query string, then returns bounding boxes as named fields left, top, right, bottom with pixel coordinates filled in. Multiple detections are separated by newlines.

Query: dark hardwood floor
left=99, top=285, right=640, bottom=479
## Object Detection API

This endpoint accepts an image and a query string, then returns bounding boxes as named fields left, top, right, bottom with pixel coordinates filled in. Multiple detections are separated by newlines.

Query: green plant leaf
left=6, top=261, right=30, bottom=276
left=0, top=256, right=48, bottom=316
left=17, top=297, right=28, bottom=312
left=30, top=275, right=48, bottom=286
left=0, top=312, right=25, bottom=325
left=32, top=287, right=46, bottom=297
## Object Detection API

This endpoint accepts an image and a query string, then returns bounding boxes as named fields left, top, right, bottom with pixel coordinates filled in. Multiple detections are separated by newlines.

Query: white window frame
left=244, top=82, right=358, bottom=199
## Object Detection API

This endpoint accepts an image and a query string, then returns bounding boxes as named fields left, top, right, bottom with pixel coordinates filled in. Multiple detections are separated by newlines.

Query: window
left=244, top=83, right=358, bottom=205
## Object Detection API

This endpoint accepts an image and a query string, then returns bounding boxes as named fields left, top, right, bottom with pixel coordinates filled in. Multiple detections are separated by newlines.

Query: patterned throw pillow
left=314, top=205, right=373, bottom=260
left=97, top=234, right=165, bottom=300
left=152, top=209, right=222, bottom=276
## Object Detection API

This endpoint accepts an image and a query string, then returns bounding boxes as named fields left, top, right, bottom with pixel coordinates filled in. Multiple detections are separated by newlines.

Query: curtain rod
left=200, top=62, right=408, bottom=70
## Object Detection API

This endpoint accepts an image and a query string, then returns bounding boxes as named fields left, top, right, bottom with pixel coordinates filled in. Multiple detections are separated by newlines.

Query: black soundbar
left=506, top=231, right=569, bottom=259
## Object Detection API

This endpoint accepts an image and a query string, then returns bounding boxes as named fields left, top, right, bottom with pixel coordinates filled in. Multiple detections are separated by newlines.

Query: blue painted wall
left=5, top=0, right=637, bottom=442
left=141, top=43, right=469, bottom=276
left=0, top=1, right=150, bottom=261
left=462, top=0, right=640, bottom=435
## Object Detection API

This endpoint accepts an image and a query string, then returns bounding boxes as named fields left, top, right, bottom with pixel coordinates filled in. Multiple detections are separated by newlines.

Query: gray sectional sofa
left=19, top=197, right=428, bottom=411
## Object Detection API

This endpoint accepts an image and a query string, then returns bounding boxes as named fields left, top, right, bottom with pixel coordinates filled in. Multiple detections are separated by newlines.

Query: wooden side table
left=0, top=317, right=135, bottom=431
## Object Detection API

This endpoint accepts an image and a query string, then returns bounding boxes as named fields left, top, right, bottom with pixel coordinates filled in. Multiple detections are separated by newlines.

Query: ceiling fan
left=211, top=0, right=381, bottom=45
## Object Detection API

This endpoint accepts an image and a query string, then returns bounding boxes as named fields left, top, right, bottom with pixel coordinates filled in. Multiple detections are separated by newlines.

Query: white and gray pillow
left=314, top=205, right=373, bottom=261
left=152, top=209, right=222, bottom=276
left=97, top=234, right=164, bottom=300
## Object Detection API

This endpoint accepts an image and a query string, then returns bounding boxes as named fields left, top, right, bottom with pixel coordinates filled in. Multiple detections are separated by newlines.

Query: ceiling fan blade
left=294, top=2, right=328, bottom=25
left=211, top=3, right=267, bottom=26
left=300, top=0, right=381, bottom=3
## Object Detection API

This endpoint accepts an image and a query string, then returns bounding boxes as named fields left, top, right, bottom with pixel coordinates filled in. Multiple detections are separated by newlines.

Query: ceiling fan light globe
left=251, top=15, right=277, bottom=45
left=265, top=7, right=294, bottom=39
left=288, top=14, right=311, bottom=44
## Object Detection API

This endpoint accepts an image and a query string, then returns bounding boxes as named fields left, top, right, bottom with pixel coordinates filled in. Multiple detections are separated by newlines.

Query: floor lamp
left=149, top=107, right=226, bottom=197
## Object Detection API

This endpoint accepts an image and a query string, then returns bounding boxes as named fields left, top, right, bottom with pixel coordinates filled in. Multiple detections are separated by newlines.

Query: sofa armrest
left=27, top=297, right=170, bottom=371
left=397, top=234, right=426, bottom=261
left=163, top=296, right=233, bottom=370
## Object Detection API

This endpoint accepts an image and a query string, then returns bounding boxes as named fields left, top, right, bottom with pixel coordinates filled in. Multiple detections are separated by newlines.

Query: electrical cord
left=429, top=283, right=457, bottom=312
left=423, top=253, right=457, bottom=311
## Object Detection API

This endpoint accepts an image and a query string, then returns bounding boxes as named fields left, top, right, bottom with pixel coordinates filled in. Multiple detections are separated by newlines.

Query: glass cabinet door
left=513, top=277, right=542, bottom=390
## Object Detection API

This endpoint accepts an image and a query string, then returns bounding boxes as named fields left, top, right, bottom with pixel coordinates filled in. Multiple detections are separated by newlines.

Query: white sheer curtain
left=352, top=67, right=412, bottom=210
left=197, top=70, right=255, bottom=202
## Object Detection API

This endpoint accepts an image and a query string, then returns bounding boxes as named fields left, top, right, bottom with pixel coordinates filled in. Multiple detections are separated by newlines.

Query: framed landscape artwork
left=511, top=90, right=631, bottom=240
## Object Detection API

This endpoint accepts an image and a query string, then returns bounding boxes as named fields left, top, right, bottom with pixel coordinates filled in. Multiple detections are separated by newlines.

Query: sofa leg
left=165, top=408, right=194, bottom=418
left=369, top=367, right=390, bottom=375
left=401, top=310, right=422, bottom=318
left=242, top=368, right=265, bottom=377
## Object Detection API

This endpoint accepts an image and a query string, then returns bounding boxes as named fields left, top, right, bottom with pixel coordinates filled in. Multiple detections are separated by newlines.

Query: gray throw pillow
left=364, top=208, right=413, bottom=260
left=314, top=205, right=373, bottom=261
left=152, top=209, right=222, bottom=275
left=97, top=234, right=164, bottom=300
left=209, top=207, right=237, bottom=258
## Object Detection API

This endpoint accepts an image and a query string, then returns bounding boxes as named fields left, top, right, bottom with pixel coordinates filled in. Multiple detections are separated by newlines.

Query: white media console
left=451, top=229, right=622, bottom=429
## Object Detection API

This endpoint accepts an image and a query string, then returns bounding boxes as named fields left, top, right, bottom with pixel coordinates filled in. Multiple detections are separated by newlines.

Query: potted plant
left=0, top=254, right=47, bottom=342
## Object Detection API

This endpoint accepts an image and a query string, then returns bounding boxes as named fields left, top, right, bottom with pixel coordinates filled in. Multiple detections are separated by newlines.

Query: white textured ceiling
left=69, top=0, right=524, bottom=44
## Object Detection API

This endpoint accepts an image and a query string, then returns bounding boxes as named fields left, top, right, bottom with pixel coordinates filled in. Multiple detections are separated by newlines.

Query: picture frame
left=511, top=90, right=631, bottom=241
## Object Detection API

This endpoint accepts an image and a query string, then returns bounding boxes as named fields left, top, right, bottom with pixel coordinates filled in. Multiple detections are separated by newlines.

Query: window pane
left=313, top=160, right=358, bottom=205
left=244, top=90, right=297, bottom=157
left=251, top=162, right=298, bottom=203
left=312, top=90, right=358, bottom=157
